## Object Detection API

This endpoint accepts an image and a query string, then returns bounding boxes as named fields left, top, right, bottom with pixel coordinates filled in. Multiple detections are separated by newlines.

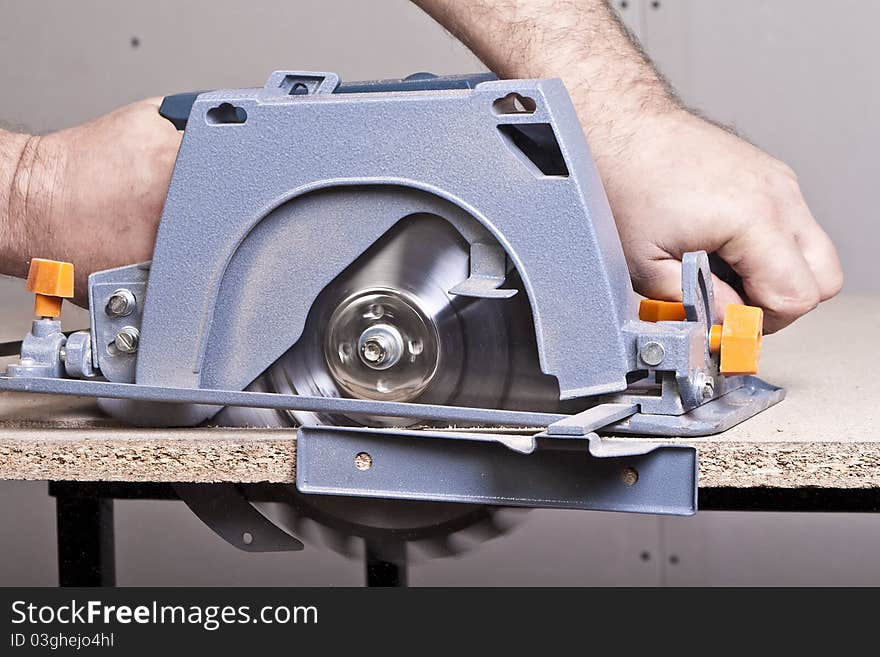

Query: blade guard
left=102, top=71, right=638, bottom=425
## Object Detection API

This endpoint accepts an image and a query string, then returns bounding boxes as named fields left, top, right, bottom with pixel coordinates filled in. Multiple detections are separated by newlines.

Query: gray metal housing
left=106, top=71, right=639, bottom=425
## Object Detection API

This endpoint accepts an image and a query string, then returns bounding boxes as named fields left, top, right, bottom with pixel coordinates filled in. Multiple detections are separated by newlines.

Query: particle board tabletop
left=0, top=295, right=877, bottom=488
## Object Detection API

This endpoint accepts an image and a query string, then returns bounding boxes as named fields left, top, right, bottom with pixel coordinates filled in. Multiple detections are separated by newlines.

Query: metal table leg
left=365, top=540, right=407, bottom=587
left=49, top=482, right=116, bottom=587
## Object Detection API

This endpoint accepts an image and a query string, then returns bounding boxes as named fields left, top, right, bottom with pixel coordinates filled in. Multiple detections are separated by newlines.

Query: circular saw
left=0, top=70, right=784, bottom=572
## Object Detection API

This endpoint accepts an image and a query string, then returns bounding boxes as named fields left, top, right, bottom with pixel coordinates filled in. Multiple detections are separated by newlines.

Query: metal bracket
left=174, top=483, right=304, bottom=552
left=88, top=262, right=150, bottom=383
left=606, top=376, right=784, bottom=436
left=682, top=250, right=717, bottom=329
left=296, top=425, right=697, bottom=516
left=449, top=242, right=518, bottom=299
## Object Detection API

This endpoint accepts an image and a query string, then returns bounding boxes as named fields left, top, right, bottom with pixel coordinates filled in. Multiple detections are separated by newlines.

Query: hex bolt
left=640, top=341, right=665, bottom=367
left=114, top=326, right=140, bottom=354
left=64, top=331, right=97, bottom=379
left=105, top=289, right=136, bottom=318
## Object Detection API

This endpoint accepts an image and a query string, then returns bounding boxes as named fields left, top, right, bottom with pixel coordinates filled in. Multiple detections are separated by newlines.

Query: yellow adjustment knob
left=709, top=304, right=763, bottom=375
left=25, top=258, right=74, bottom=318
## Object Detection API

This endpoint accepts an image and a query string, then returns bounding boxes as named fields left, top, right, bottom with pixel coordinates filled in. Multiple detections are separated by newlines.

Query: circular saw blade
left=214, top=215, right=560, bottom=557
left=265, top=213, right=560, bottom=425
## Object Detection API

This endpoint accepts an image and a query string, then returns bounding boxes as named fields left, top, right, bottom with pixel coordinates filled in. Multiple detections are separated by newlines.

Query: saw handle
left=159, top=91, right=205, bottom=130
left=157, top=73, right=497, bottom=130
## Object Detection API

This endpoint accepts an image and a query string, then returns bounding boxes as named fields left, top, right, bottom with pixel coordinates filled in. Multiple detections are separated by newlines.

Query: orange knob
left=638, top=299, right=687, bottom=322
left=25, top=258, right=74, bottom=318
left=709, top=304, right=763, bottom=375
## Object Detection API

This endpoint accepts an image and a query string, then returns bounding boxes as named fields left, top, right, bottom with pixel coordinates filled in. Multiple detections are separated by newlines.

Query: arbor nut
left=106, top=289, right=136, bottom=318
left=639, top=341, right=666, bottom=367
left=357, top=323, right=404, bottom=371
left=114, top=327, right=140, bottom=355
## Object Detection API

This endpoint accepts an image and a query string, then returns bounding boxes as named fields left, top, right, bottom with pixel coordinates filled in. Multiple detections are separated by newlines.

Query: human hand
left=6, top=98, right=181, bottom=304
left=411, top=0, right=843, bottom=332
left=596, top=108, right=843, bottom=333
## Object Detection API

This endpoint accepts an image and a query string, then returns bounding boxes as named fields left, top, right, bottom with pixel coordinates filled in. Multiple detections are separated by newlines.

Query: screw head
left=113, top=326, right=140, bottom=354
left=702, top=381, right=715, bottom=399
left=621, top=467, right=639, bottom=486
left=694, top=372, right=715, bottom=400
left=106, top=289, right=136, bottom=318
left=361, top=338, right=386, bottom=364
left=356, top=323, right=404, bottom=371
left=640, top=341, right=665, bottom=366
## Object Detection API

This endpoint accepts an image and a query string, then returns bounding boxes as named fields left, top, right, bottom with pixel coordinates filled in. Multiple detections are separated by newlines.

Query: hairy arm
left=0, top=100, right=180, bottom=302
left=413, top=0, right=676, bottom=163
left=414, top=0, right=843, bottom=331
left=0, top=130, right=35, bottom=279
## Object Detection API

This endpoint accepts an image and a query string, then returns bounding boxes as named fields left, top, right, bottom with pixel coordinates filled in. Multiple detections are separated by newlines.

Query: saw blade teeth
left=481, top=508, right=530, bottom=537
left=317, top=525, right=359, bottom=558
left=408, top=508, right=525, bottom=562
left=290, top=514, right=313, bottom=542
left=411, top=536, right=458, bottom=560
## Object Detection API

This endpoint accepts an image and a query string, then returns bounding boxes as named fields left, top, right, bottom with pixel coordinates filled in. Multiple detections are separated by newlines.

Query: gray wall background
left=0, top=0, right=877, bottom=585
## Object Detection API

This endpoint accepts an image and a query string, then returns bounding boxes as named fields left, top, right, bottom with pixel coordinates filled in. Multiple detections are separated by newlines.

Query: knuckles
left=736, top=161, right=807, bottom=229
left=764, top=285, right=821, bottom=321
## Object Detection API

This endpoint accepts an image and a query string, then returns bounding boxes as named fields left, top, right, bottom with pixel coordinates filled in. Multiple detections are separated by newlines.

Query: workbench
left=0, top=295, right=878, bottom=585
